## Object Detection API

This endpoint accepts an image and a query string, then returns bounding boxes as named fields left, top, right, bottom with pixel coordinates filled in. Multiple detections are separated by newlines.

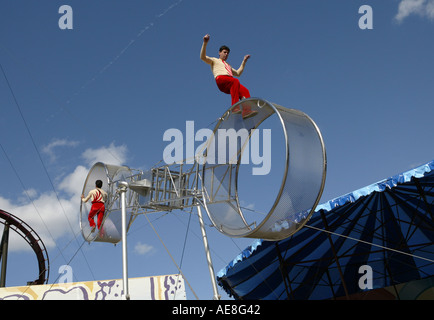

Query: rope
left=304, top=224, right=434, bottom=264
left=41, top=238, right=88, bottom=300
left=1, top=0, right=192, bottom=297
left=172, top=208, right=192, bottom=300
left=143, top=212, right=199, bottom=300
left=0, top=62, right=95, bottom=281
left=238, top=202, right=434, bottom=265
left=178, top=210, right=192, bottom=270
left=0, top=143, right=60, bottom=262
left=17, top=226, right=89, bottom=300
left=64, top=0, right=184, bottom=106
left=0, top=62, right=79, bottom=239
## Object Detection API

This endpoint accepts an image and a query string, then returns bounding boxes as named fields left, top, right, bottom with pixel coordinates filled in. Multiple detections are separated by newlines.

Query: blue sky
left=0, top=0, right=433, bottom=300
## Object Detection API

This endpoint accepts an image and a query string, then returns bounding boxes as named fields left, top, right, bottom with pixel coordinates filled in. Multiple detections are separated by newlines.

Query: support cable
left=0, top=62, right=77, bottom=237
left=0, top=62, right=95, bottom=281
left=143, top=212, right=199, bottom=300
left=41, top=238, right=88, bottom=300
left=304, top=224, right=434, bottom=264
left=15, top=227, right=88, bottom=300
left=222, top=206, right=434, bottom=299
left=238, top=203, right=434, bottom=264
left=172, top=207, right=192, bottom=300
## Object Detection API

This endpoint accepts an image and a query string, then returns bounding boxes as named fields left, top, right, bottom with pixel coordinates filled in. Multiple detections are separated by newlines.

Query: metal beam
left=0, top=222, right=10, bottom=287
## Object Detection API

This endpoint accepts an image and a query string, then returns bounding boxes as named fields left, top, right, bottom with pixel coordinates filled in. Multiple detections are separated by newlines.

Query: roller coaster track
left=0, top=209, right=49, bottom=285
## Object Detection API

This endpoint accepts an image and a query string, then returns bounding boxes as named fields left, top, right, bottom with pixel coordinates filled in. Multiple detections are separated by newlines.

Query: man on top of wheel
left=200, top=34, right=257, bottom=119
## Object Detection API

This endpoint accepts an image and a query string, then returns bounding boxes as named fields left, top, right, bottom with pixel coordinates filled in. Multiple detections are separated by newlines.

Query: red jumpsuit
left=83, top=188, right=107, bottom=229
left=215, top=75, right=251, bottom=106
left=88, top=201, right=105, bottom=229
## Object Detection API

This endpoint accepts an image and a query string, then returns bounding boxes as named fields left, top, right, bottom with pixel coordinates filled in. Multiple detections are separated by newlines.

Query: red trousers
left=88, top=202, right=105, bottom=229
left=216, top=75, right=250, bottom=106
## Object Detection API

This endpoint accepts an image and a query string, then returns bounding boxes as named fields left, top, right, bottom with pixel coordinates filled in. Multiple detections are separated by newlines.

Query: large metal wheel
left=201, top=98, right=327, bottom=240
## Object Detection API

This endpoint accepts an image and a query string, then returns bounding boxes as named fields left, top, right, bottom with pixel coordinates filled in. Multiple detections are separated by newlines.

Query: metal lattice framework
left=80, top=98, right=327, bottom=243
left=79, top=98, right=327, bottom=299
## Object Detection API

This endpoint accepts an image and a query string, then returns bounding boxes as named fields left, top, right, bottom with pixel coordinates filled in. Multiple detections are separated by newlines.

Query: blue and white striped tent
left=217, top=160, right=434, bottom=300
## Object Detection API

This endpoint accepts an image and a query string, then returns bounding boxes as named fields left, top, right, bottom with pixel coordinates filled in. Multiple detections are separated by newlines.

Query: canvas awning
left=217, top=160, right=434, bottom=299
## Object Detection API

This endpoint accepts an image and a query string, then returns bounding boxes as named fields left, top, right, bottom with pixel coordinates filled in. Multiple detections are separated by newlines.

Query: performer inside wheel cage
left=81, top=180, right=108, bottom=232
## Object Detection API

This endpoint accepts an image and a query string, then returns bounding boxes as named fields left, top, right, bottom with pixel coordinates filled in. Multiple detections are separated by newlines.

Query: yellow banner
left=0, top=274, right=186, bottom=300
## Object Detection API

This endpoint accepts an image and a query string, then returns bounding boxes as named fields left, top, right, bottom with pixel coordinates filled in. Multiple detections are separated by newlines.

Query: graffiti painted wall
left=0, top=274, right=186, bottom=300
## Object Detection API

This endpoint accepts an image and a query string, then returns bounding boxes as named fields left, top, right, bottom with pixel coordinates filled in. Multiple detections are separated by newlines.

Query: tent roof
left=217, top=160, right=434, bottom=300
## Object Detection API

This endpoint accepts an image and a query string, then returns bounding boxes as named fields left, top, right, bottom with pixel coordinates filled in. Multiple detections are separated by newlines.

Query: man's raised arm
left=200, top=34, right=212, bottom=64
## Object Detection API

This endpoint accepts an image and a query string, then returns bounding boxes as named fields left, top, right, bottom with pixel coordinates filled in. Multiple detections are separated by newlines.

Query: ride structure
left=0, top=209, right=50, bottom=287
left=80, top=98, right=327, bottom=299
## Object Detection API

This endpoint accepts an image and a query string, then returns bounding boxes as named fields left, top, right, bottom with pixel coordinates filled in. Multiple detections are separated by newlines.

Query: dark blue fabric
left=217, top=160, right=434, bottom=299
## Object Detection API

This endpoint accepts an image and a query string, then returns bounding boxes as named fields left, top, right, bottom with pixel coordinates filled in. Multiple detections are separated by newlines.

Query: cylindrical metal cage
left=80, top=162, right=133, bottom=243
left=201, top=98, right=326, bottom=240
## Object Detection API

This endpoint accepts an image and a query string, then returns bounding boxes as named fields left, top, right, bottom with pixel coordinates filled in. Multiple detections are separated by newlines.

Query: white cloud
left=58, top=165, right=88, bottom=197
left=1, top=142, right=129, bottom=252
left=395, top=0, right=434, bottom=22
left=427, top=1, right=434, bottom=16
left=134, top=241, right=155, bottom=255
left=81, top=142, right=128, bottom=167
left=42, top=138, right=79, bottom=162
left=1, top=190, right=79, bottom=251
